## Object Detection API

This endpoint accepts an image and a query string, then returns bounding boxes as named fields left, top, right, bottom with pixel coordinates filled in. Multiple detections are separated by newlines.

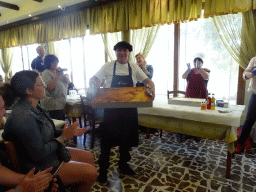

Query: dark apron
left=101, top=61, right=139, bottom=147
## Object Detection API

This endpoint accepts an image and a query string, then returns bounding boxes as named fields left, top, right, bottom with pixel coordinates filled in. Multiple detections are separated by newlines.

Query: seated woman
left=0, top=90, right=55, bottom=192
left=40, top=54, right=70, bottom=120
left=182, top=56, right=210, bottom=99
left=2, top=70, right=98, bottom=192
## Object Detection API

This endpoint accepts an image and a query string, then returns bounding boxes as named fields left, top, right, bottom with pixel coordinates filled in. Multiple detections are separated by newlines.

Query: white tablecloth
left=138, top=101, right=245, bottom=153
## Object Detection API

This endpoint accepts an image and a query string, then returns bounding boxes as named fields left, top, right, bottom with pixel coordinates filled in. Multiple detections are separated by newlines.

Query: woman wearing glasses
left=2, top=70, right=97, bottom=192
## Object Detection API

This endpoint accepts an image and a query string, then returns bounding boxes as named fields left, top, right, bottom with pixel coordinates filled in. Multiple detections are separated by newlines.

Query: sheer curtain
left=101, top=32, right=122, bottom=61
left=212, top=10, right=256, bottom=69
left=47, top=41, right=61, bottom=58
left=0, top=48, right=14, bottom=81
left=129, top=25, right=160, bottom=63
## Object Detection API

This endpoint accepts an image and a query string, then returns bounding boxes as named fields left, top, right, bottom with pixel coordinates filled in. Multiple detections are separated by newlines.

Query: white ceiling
left=0, top=0, right=90, bottom=26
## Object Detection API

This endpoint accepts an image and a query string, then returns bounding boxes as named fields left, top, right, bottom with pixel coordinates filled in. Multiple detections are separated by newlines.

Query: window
left=84, top=32, right=105, bottom=87
left=180, top=16, right=240, bottom=104
left=147, top=24, right=174, bottom=99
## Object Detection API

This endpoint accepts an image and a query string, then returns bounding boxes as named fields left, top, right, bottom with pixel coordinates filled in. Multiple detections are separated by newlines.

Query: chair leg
left=146, top=128, right=150, bottom=138
left=79, top=117, right=82, bottom=128
left=160, top=130, right=162, bottom=138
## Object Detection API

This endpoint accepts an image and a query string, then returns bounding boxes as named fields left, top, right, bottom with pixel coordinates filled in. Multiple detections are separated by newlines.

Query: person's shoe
left=234, top=140, right=244, bottom=154
left=98, top=170, right=107, bottom=184
left=119, top=163, right=136, bottom=175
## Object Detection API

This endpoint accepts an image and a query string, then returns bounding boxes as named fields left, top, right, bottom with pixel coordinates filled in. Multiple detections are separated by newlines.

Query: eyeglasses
left=35, top=82, right=46, bottom=87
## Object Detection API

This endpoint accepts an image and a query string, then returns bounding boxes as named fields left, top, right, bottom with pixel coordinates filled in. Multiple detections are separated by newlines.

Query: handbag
left=56, top=142, right=71, bottom=163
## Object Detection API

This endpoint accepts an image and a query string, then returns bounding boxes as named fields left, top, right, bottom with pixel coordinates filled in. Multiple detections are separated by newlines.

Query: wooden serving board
left=91, top=87, right=153, bottom=108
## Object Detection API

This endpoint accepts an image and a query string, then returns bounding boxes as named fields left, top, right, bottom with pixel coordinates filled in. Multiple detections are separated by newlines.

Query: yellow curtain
left=212, top=13, right=245, bottom=67
left=89, top=0, right=203, bottom=34
left=239, top=10, right=256, bottom=69
left=213, top=9, right=256, bottom=69
left=47, top=41, right=60, bottom=58
left=204, top=0, right=255, bottom=18
left=0, top=48, right=14, bottom=81
left=0, top=9, right=89, bottom=49
left=101, top=32, right=122, bottom=61
left=130, top=25, right=161, bottom=64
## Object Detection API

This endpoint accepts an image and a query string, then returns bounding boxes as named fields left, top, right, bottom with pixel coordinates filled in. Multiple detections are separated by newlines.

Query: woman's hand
left=73, top=128, right=88, bottom=137
left=16, top=167, right=53, bottom=192
left=61, top=122, right=80, bottom=140
left=187, top=63, right=191, bottom=72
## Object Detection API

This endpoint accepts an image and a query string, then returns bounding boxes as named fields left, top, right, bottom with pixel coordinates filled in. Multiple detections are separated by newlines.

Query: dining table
left=137, top=101, right=245, bottom=178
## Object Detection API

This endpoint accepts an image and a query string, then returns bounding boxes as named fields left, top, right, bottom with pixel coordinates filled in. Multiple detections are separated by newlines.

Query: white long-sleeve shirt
left=243, top=57, right=256, bottom=94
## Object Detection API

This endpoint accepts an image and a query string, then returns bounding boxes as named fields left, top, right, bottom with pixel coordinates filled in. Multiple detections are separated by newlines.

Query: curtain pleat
left=89, top=0, right=203, bottom=34
left=0, top=48, right=14, bottom=81
left=0, top=9, right=88, bottom=49
left=204, top=0, right=254, bottom=18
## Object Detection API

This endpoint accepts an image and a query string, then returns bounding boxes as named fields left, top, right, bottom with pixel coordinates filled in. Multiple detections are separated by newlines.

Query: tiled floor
left=70, top=130, right=256, bottom=192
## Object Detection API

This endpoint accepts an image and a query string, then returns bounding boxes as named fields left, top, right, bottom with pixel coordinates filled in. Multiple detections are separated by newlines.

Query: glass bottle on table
left=201, top=99, right=207, bottom=110
left=207, top=93, right=211, bottom=110
left=211, top=93, right=216, bottom=110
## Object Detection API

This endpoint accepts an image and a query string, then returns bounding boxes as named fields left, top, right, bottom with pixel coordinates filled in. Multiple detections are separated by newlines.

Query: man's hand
left=16, top=167, right=53, bottom=192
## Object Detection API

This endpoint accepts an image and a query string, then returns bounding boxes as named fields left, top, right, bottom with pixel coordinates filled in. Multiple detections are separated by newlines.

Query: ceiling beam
left=0, top=1, right=19, bottom=11
left=33, top=0, right=44, bottom=2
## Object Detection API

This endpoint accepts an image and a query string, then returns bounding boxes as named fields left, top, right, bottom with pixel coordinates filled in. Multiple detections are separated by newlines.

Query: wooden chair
left=80, top=95, right=103, bottom=148
left=167, top=90, right=186, bottom=99
left=4, top=141, right=21, bottom=173
left=167, top=90, right=186, bottom=141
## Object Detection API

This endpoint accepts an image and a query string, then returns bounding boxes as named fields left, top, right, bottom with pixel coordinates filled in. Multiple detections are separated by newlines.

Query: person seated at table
left=40, top=54, right=70, bottom=120
left=0, top=90, right=57, bottom=192
left=2, top=70, right=98, bottom=192
left=135, top=53, right=154, bottom=87
left=182, top=54, right=210, bottom=99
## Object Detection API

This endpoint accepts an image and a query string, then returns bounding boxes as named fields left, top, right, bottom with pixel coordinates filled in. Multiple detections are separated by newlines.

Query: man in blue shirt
left=31, top=46, right=45, bottom=73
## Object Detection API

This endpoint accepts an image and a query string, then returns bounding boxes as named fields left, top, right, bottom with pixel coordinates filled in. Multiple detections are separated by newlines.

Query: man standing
left=89, top=41, right=155, bottom=183
left=31, top=46, right=45, bottom=73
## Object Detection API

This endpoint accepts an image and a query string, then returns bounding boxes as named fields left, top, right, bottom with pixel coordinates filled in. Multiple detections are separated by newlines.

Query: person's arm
left=243, top=57, right=256, bottom=80
left=1, top=166, right=54, bottom=192
left=145, top=65, right=153, bottom=79
left=8, top=115, right=60, bottom=162
left=42, top=71, right=58, bottom=91
left=6, top=167, right=54, bottom=192
left=182, top=63, right=191, bottom=79
left=142, top=78, right=155, bottom=100
left=31, top=59, right=35, bottom=70
left=0, top=165, right=24, bottom=187
left=197, top=68, right=209, bottom=80
left=182, top=70, right=190, bottom=79
left=89, top=76, right=102, bottom=89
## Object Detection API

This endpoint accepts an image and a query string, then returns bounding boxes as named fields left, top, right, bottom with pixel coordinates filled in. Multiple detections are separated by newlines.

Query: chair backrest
left=4, top=141, right=21, bottom=173
left=167, top=90, right=186, bottom=99
left=80, top=95, right=103, bottom=127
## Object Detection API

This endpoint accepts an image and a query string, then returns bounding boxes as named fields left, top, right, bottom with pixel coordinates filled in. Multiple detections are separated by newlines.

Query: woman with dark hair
left=41, top=54, right=70, bottom=120
left=182, top=56, right=210, bottom=99
left=2, top=70, right=97, bottom=192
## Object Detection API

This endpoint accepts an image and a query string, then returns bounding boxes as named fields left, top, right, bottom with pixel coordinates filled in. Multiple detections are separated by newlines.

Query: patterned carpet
left=70, top=130, right=256, bottom=192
